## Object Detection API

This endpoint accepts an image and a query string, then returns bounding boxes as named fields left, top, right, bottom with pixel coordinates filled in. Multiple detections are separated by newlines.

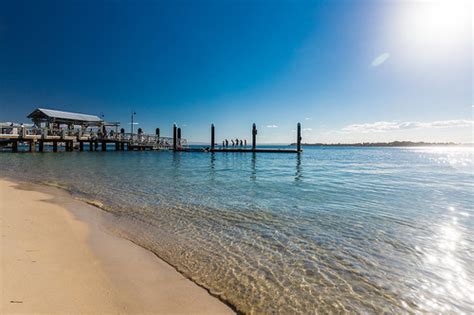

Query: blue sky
left=0, top=0, right=472, bottom=143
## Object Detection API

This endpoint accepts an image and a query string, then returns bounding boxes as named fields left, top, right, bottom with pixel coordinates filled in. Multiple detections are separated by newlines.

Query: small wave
left=41, top=180, right=70, bottom=190
left=40, top=180, right=116, bottom=214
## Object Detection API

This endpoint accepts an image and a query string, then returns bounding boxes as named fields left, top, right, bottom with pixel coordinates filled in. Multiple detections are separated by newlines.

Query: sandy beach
left=0, top=179, right=233, bottom=314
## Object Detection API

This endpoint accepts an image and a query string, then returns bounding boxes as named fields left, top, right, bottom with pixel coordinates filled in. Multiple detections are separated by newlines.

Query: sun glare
left=389, top=0, right=471, bottom=65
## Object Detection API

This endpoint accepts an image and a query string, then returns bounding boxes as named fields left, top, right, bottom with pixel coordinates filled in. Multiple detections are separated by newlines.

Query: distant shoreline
left=289, top=141, right=472, bottom=147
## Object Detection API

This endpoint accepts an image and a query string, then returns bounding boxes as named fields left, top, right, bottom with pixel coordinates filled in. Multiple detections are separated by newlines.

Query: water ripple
left=1, top=146, right=473, bottom=313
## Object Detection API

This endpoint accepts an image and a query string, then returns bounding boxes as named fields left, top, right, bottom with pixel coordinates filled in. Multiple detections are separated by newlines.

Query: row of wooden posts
left=175, top=122, right=302, bottom=153
left=8, top=139, right=136, bottom=153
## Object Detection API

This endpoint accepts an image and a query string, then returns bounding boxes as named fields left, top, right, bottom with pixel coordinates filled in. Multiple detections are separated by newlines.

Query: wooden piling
left=39, top=141, right=44, bottom=152
left=79, top=141, right=84, bottom=151
left=53, top=142, right=58, bottom=152
left=121, top=142, right=125, bottom=151
left=89, top=141, right=93, bottom=151
left=12, top=140, right=18, bottom=153
left=252, top=123, right=257, bottom=151
left=297, top=122, right=302, bottom=152
left=94, top=141, right=98, bottom=151
left=29, top=141, right=35, bottom=152
left=211, top=124, right=215, bottom=151
left=101, top=141, right=106, bottom=151
left=173, top=124, right=177, bottom=151
left=115, top=142, right=119, bottom=151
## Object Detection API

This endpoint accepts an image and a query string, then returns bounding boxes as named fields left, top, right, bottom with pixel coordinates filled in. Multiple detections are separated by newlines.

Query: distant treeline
left=290, top=141, right=464, bottom=147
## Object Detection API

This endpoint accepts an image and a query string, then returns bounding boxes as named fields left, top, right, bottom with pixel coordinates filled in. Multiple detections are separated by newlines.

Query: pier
left=1, top=108, right=301, bottom=154
left=0, top=126, right=180, bottom=153
left=201, top=123, right=302, bottom=153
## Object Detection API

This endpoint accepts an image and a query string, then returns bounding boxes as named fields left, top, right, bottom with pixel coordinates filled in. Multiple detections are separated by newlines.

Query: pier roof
left=28, top=108, right=103, bottom=126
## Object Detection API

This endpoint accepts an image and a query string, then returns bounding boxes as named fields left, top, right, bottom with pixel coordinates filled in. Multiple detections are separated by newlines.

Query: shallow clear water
left=1, top=146, right=473, bottom=313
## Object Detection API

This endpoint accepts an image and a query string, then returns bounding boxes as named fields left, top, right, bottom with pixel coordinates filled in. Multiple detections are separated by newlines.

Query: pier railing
left=1, top=126, right=186, bottom=150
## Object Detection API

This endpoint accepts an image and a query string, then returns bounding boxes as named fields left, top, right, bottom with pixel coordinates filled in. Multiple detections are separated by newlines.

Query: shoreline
left=0, top=178, right=234, bottom=314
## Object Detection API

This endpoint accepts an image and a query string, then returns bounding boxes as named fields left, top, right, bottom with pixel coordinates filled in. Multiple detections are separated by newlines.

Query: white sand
left=0, top=179, right=233, bottom=314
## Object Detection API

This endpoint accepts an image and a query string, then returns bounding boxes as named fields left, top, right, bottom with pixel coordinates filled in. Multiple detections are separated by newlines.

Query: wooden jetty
left=202, top=123, right=302, bottom=153
left=0, top=108, right=182, bottom=153
left=1, top=108, right=301, bottom=154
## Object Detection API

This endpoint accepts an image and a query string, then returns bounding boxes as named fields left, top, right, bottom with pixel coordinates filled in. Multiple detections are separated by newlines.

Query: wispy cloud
left=266, top=124, right=278, bottom=128
left=303, top=128, right=312, bottom=131
left=305, top=117, right=312, bottom=121
left=342, top=120, right=473, bottom=133
left=370, top=52, right=390, bottom=67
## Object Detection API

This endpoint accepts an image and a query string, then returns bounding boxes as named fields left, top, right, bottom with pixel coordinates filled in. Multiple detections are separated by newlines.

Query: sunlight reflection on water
left=407, top=146, right=474, bottom=171
left=416, top=204, right=474, bottom=313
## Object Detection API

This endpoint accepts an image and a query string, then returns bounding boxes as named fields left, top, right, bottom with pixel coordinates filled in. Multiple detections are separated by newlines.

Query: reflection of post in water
left=209, top=152, right=216, bottom=182
left=171, top=150, right=182, bottom=174
left=295, top=153, right=302, bottom=181
left=251, top=152, right=257, bottom=181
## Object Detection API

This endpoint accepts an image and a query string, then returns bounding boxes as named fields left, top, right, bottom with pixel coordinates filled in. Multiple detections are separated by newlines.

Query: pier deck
left=178, top=148, right=299, bottom=153
left=211, top=148, right=299, bottom=153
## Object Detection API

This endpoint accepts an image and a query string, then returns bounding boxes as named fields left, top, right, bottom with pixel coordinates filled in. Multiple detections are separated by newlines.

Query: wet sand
left=0, top=179, right=233, bottom=314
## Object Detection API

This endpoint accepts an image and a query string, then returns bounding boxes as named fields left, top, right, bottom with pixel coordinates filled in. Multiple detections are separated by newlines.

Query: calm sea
left=1, top=146, right=473, bottom=313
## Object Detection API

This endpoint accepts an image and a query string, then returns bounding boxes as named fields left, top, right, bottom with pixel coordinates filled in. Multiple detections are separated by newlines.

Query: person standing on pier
left=225, top=139, right=229, bottom=148
left=222, top=140, right=225, bottom=148
left=231, top=139, right=234, bottom=147
left=244, top=139, right=247, bottom=147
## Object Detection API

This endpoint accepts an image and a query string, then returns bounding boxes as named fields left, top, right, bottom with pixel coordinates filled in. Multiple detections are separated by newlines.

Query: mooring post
left=102, top=141, right=106, bottom=151
left=173, top=124, right=177, bottom=151
left=53, top=142, right=58, bottom=152
left=211, top=124, right=215, bottom=151
left=39, top=141, right=44, bottom=152
left=29, top=141, right=35, bottom=152
left=178, top=127, right=182, bottom=149
left=79, top=141, right=84, bottom=151
left=297, top=122, right=302, bottom=152
left=89, top=141, right=93, bottom=151
left=252, top=123, right=257, bottom=151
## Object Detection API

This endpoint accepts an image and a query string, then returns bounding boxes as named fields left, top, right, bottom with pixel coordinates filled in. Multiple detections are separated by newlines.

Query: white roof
left=33, top=108, right=102, bottom=122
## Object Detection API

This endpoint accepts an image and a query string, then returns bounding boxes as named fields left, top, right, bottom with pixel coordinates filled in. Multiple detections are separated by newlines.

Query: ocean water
left=1, top=146, right=473, bottom=313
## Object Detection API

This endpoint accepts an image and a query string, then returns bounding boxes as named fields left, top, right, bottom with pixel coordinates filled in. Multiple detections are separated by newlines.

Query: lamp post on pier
left=131, top=111, right=136, bottom=135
